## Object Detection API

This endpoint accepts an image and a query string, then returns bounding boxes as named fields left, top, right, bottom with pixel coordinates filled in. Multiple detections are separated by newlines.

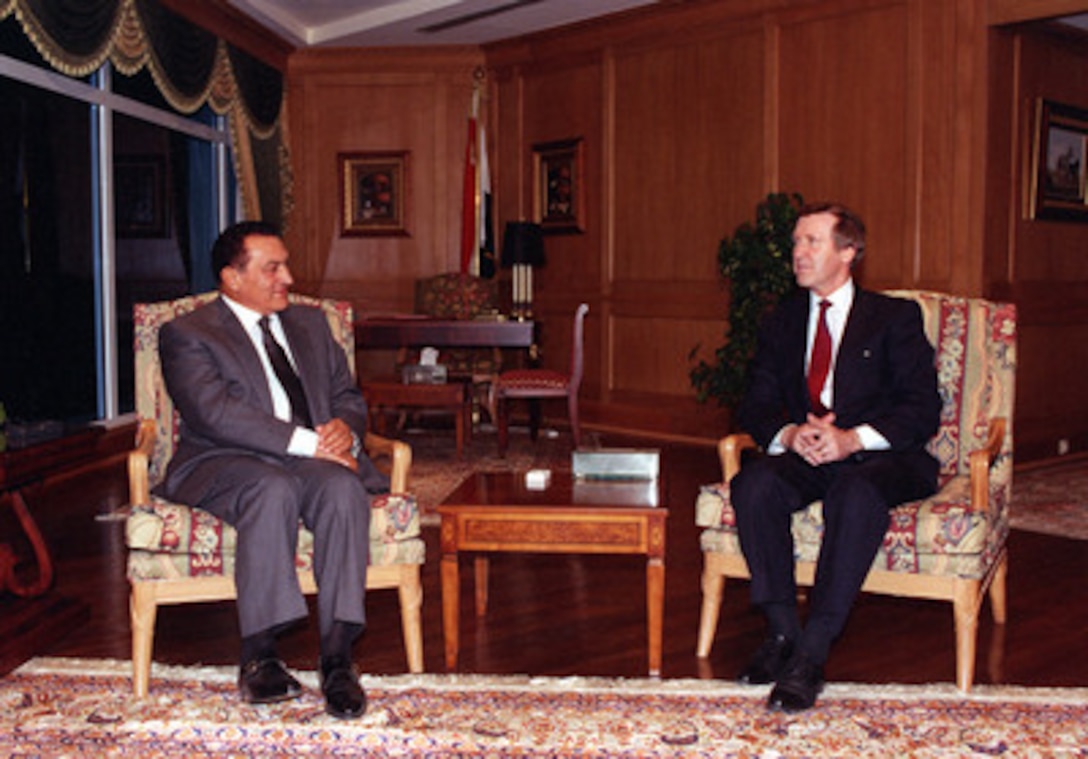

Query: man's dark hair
left=211, top=220, right=282, bottom=280
left=798, top=201, right=866, bottom=265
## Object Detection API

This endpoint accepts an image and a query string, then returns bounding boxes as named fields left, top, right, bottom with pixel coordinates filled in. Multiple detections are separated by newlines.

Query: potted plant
left=689, top=192, right=802, bottom=407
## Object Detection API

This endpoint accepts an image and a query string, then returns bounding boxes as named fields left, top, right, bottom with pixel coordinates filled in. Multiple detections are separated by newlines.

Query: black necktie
left=259, top=316, right=312, bottom=428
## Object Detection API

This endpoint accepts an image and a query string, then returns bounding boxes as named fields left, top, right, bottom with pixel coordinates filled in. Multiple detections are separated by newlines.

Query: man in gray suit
left=156, top=221, right=381, bottom=719
left=731, top=202, right=941, bottom=713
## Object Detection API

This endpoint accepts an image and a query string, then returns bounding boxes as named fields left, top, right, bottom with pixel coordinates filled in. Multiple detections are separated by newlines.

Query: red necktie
left=807, top=299, right=832, bottom=416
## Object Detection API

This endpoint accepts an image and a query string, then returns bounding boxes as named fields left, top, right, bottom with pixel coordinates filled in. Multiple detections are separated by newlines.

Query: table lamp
left=500, top=221, right=545, bottom=320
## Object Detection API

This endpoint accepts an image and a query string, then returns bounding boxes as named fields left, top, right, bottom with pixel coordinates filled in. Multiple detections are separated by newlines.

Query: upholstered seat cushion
left=695, top=474, right=1009, bottom=580
left=126, top=492, right=424, bottom=581
left=496, top=369, right=569, bottom=391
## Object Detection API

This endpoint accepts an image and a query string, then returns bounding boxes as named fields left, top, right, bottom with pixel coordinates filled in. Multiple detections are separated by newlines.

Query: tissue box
left=572, top=448, right=660, bottom=480
left=402, top=364, right=447, bottom=384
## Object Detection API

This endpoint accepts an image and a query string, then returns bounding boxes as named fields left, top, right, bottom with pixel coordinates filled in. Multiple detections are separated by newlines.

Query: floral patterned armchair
left=694, top=290, right=1016, bottom=692
left=125, top=293, right=425, bottom=697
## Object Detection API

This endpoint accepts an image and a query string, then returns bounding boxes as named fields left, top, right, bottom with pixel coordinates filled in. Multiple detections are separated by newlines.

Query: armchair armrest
left=364, top=432, right=412, bottom=493
left=719, top=433, right=757, bottom=483
left=969, top=417, right=1006, bottom=514
left=128, top=419, right=157, bottom=507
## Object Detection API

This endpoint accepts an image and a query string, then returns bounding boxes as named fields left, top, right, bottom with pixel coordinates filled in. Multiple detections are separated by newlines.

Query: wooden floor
left=3, top=433, right=1088, bottom=690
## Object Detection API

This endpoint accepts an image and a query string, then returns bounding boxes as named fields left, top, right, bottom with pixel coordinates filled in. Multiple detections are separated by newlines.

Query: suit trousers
left=175, top=454, right=371, bottom=639
left=732, top=450, right=936, bottom=659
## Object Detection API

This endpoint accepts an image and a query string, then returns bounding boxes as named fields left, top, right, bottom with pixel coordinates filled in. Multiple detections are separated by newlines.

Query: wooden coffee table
left=437, top=470, right=668, bottom=676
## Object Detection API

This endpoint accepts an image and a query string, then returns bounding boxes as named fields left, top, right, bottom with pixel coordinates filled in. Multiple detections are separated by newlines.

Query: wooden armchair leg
left=396, top=565, right=425, bottom=674
left=989, top=551, right=1009, bottom=625
left=130, top=582, right=158, bottom=698
left=952, top=578, right=982, bottom=693
left=696, top=556, right=726, bottom=658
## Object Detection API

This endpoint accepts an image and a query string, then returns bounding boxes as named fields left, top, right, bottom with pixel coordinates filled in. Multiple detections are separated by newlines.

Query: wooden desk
left=1, top=427, right=104, bottom=598
left=437, top=471, right=668, bottom=677
left=356, top=318, right=537, bottom=431
left=355, top=318, right=535, bottom=349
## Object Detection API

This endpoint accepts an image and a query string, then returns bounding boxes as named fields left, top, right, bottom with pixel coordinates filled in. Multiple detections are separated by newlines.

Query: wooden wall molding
left=987, top=0, right=1088, bottom=25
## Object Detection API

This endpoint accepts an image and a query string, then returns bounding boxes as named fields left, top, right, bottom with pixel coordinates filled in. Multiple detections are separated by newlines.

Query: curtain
left=0, top=0, right=290, bottom=226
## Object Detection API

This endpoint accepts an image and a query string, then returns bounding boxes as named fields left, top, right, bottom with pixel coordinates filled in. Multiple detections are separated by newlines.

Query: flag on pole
left=477, top=117, right=495, bottom=278
left=459, top=88, right=480, bottom=275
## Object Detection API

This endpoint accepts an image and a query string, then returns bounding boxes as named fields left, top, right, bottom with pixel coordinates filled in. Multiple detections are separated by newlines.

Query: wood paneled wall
left=281, top=0, right=1088, bottom=458
left=484, top=0, right=990, bottom=441
left=285, top=48, right=484, bottom=377
left=986, top=22, right=1088, bottom=462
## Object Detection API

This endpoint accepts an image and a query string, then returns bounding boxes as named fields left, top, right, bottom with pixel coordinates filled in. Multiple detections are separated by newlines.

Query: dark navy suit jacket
left=738, top=288, right=941, bottom=480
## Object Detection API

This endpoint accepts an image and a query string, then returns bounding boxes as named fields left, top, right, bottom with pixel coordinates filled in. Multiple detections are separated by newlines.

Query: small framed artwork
left=115, top=155, right=168, bottom=238
left=1030, top=99, right=1088, bottom=222
left=339, top=151, right=410, bottom=236
left=533, top=137, right=584, bottom=234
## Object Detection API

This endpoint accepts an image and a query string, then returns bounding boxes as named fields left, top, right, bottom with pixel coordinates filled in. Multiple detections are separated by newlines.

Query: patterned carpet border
left=4, top=657, right=1088, bottom=757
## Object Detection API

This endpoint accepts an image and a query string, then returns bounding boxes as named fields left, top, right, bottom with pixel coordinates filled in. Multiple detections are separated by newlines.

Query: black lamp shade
left=500, top=221, right=546, bottom=268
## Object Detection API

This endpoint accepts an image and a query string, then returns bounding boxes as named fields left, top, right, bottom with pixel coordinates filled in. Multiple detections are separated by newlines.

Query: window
left=0, top=50, right=234, bottom=428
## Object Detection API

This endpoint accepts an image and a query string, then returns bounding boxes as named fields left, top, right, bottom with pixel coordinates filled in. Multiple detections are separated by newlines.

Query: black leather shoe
left=767, top=652, right=824, bottom=713
left=319, top=658, right=367, bottom=720
left=238, top=658, right=302, bottom=704
left=738, top=634, right=794, bottom=685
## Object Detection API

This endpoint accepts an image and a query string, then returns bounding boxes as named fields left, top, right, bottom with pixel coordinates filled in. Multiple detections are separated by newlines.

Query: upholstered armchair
left=125, top=293, right=425, bottom=698
left=694, top=290, right=1016, bottom=692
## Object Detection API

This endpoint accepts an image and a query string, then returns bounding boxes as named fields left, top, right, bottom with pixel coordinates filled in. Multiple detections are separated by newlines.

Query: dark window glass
left=0, top=76, right=96, bottom=425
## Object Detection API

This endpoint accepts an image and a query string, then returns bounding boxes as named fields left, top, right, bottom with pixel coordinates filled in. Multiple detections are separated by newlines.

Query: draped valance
left=0, top=0, right=291, bottom=226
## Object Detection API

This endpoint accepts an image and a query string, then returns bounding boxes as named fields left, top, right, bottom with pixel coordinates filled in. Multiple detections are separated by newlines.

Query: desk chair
left=492, top=303, right=588, bottom=455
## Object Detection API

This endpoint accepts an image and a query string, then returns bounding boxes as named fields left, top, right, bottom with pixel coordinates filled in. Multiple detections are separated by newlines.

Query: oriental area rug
left=3, top=658, right=1087, bottom=757
left=1009, top=456, right=1088, bottom=541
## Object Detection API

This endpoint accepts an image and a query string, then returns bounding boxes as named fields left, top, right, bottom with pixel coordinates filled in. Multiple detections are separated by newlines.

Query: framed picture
left=115, top=155, right=168, bottom=238
left=533, top=137, right=584, bottom=233
left=339, top=151, right=409, bottom=236
left=1030, top=99, right=1088, bottom=221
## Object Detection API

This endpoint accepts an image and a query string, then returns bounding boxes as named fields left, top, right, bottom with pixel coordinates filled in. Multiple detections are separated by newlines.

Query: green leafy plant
left=689, top=192, right=803, bottom=407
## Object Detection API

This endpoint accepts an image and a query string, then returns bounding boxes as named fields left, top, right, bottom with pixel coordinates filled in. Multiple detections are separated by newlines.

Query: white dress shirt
left=221, top=294, right=319, bottom=457
left=769, top=280, right=889, bottom=454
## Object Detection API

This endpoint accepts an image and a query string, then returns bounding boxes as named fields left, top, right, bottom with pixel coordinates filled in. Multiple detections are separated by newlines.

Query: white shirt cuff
left=767, top=425, right=794, bottom=455
left=854, top=424, right=890, bottom=451
left=288, top=427, right=319, bottom=457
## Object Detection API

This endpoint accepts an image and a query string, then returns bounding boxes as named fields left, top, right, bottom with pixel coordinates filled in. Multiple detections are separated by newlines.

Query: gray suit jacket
left=154, top=297, right=388, bottom=504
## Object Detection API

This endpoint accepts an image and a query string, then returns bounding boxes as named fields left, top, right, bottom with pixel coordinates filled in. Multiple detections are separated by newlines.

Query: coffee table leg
left=441, top=551, right=460, bottom=670
left=647, top=557, right=665, bottom=677
left=474, top=556, right=489, bottom=616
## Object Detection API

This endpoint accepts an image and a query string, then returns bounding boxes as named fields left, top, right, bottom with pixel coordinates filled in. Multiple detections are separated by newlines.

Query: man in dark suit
left=732, top=202, right=941, bottom=712
left=156, top=221, right=383, bottom=719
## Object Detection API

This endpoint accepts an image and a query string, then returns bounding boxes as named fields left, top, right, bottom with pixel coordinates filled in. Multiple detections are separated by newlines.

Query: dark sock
left=765, top=602, right=802, bottom=641
left=798, top=617, right=836, bottom=665
left=321, top=621, right=363, bottom=669
left=240, top=628, right=278, bottom=665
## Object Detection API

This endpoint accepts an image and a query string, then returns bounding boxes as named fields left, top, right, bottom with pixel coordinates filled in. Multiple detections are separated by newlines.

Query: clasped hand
left=314, top=418, right=359, bottom=472
left=784, top=413, right=862, bottom=467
